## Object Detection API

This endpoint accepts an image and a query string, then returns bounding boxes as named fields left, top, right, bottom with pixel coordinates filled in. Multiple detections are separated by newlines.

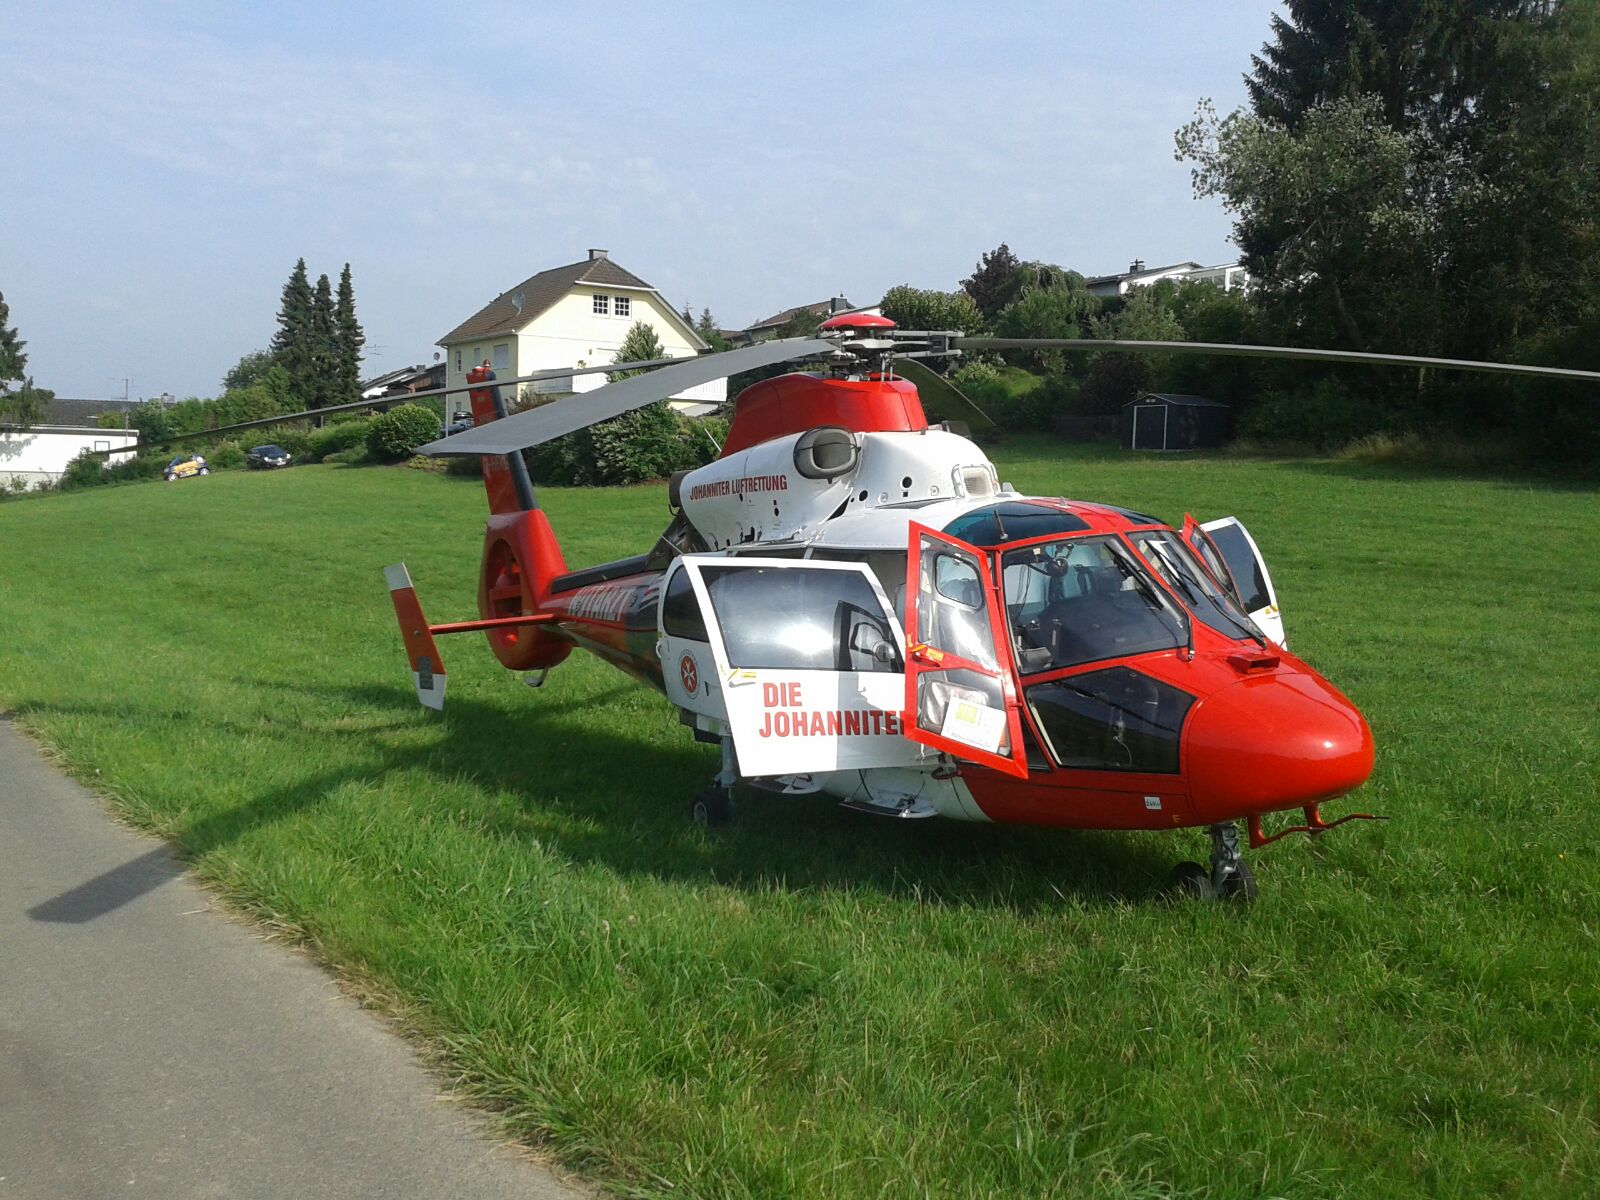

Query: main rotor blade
left=954, top=338, right=1600, bottom=387
left=891, top=357, right=994, bottom=426
left=417, top=337, right=838, bottom=456
left=78, top=355, right=694, bottom=458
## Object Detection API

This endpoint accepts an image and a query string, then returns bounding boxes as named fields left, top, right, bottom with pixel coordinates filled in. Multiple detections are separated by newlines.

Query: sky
left=3, top=1, right=1280, bottom=401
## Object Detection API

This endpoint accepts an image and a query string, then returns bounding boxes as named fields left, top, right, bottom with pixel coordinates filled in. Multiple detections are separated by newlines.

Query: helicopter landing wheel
left=1216, top=858, right=1258, bottom=901
left=1206, top=820, right=1257, bottom=903
left=691, top=786, right=735, bottom=829
left=1171, top=861, right=1214, bottom=900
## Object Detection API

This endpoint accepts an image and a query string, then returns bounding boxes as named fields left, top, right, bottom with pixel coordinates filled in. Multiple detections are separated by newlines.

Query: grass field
left=1, top=443, right=1596, bottom=1198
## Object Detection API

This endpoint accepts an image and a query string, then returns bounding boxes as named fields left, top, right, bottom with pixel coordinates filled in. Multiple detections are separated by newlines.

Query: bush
left=1238, top=378, right=1388, bottom=449
left=951, top=363, right=1059, bottom=432
left=528, top=405, right=722, bottom=486
left=305, top=416, right=374, bottom=462
left=208, top=441, right=246, bottom=470
left=59, top=449, right=112, bottom=490
left=366, top=405, right=439, bottom=461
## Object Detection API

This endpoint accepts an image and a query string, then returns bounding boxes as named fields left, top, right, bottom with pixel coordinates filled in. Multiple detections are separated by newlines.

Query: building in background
left=727, top=296, right=871, bottom=347
left=436, top=250, right=721, bottom=415
left=0, top=397, right=139, bottom=490
left=1086, top=259, right=1249, bottom=298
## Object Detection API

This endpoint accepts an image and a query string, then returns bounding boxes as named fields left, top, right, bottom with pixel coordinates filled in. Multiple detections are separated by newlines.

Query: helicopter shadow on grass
left=10, top=693, right=438, bottom=923
left=316, top=680, right=1182, bottom=912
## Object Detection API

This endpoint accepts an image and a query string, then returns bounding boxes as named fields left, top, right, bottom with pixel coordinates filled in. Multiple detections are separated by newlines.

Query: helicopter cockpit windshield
left=1002, top=537, right=1187, bottom=673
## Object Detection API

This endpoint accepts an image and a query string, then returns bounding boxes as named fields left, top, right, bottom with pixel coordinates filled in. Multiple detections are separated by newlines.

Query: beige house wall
left=441, top=284, right=724, bottom=413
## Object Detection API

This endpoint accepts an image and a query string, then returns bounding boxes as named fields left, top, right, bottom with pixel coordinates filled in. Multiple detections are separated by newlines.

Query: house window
left=493, top=343, right=509, bottom=370
left=615, top=295, right=631, bottom=318
left=455, top=350, right=462, bottom=372
left=592, top=294, right=609, bottom=315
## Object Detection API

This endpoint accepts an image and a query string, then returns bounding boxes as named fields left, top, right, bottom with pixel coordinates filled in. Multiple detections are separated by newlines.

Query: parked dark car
left=246, top=444, right=293, bottom=469
left=439, top=411, right=474, bottom=437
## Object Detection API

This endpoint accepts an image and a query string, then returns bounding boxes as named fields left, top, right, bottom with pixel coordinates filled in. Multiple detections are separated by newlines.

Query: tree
left=961, top=243, right=1024, bottom=318
left=334, top=263, right=365, bottom=405
left=696, top=307, right=730, bottom=353
left=879, top=286, right=983, bottom=333
left=270, top=259, right=316, bottom=407
left=1178, top=95, right=1447, bottom=356
left=610, top=321, right=668, bottom=379
left=1245, top=0, right=1538, bottom=139
left=990, top=281, right=1100, bottom=374
left=0, top=290, right=48, bottom=428
left=1083, top=284, right=1190, bottom=407
left=222, top=350, right=275, bottom=394
left=310, top=272, right=338, bottom=410
left=529, top=321, right=701, bottom=486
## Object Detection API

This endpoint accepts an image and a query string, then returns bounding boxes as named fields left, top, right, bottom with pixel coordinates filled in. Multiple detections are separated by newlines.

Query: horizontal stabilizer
left=384, top=563, right=447, bottom=711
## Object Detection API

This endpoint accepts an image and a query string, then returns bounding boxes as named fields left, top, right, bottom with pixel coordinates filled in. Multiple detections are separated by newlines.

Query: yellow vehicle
left=163, top=453, right=209, bottom=482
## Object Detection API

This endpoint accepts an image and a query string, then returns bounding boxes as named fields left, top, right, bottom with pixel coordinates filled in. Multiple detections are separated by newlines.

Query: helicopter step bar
left=384, top=562, right=556, bottom=711
left=1246, top=804, right=1387, bottom=848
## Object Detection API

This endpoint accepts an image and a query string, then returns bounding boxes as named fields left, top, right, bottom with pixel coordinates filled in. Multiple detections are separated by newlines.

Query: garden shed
left=1123, top=393, right=1230, bottom=451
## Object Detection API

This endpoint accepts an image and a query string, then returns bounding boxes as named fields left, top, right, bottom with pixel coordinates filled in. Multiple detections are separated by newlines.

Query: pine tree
left=270, top=259, right=316, bottom=408
left=695, top=307, right=730, bottom=352
left=0, top=290, right=47, bottom=427
left=334, top=263, right=365, bottom=404
left=609, top=321, right=667, bottom=380
left=309, top=273, right=338, bottom=411
left=1245, top=1, right=1538, bottom=137
left=0, top=291, right=26, bottom=397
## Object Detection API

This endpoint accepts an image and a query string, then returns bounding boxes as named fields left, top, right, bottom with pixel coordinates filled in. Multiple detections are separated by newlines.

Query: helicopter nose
left=1184, top=671, right=1374, bottom=824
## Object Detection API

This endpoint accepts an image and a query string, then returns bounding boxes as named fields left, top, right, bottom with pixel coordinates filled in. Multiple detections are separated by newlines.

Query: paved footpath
left=0, top=720, right=586, bottom=1200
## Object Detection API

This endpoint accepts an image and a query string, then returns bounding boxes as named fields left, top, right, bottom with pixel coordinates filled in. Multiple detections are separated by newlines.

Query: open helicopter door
left=902, top=524, right=1029, bottom=780
left=674, top=556, right=926, bottom=778
left=1181, top=515, right=1286, bottom=648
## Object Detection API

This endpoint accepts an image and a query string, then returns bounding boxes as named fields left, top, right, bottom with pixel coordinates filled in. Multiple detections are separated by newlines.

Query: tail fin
left=385, top=563, right=447, bottom=710
left=465, top=366, right=537, bottom=515
left=463, top=366, right=572, bottom=673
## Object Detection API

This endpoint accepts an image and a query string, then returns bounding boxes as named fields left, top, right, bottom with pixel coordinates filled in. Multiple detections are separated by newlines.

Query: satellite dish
left=512, top=291, right=525, bottom=313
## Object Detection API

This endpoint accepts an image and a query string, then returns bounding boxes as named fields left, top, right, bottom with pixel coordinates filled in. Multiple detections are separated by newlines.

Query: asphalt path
left=0, top=720, right=585, bottom=1200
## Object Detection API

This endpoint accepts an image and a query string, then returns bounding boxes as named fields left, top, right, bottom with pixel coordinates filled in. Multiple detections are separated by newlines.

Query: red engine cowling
left=721, top=374, right=928, bottom=456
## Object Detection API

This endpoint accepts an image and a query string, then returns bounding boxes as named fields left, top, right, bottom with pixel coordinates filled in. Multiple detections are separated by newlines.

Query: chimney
left=1129, top=258, right=1145, bottom=274
left=588, top=248, right=609, bottom=261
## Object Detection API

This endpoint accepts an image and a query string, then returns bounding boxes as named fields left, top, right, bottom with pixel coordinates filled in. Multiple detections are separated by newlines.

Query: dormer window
left=615, top=296, right=631, bottom=317
left=593, top=294, right=609, bottom=315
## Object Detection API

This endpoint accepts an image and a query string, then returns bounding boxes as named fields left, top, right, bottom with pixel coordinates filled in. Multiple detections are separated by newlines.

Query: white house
left=1, top=398, right=139, bottom=490
left=1086, top=259, right=1250, bottom=298
left=437, top=250, right=723, bottom=414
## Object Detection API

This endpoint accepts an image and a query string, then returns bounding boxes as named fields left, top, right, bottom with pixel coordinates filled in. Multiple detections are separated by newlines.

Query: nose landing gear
left=1172, top=821, right=1258, bottom=902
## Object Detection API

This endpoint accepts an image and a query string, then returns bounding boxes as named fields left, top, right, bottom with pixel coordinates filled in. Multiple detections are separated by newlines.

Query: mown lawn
left=1, top=445, right=1596, bottom=1198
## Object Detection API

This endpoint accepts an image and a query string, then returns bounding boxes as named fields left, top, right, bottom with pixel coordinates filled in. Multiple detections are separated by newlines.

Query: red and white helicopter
left=383, top=314, right=1552, bottom=902
left=104, top=314, right=1597, bottom=899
